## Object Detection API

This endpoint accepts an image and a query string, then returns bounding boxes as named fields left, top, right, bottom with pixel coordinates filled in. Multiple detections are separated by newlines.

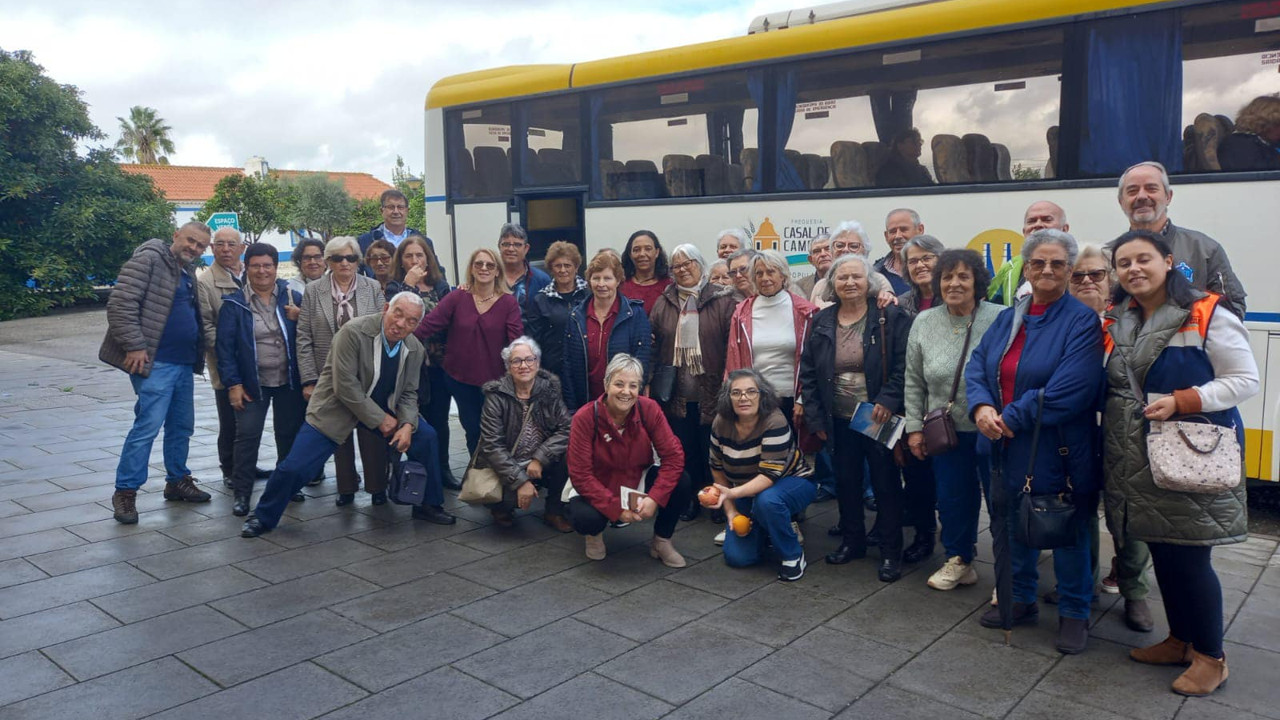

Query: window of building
left=447, top=104, right=512, bottom=200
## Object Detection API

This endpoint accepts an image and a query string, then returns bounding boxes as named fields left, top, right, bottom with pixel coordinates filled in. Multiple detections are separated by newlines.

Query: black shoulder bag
left=1014, top=390, right=1080, bottom=550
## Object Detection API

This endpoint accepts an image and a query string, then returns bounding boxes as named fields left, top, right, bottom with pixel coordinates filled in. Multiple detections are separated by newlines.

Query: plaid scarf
left=673, top=284, right=704, bottom=375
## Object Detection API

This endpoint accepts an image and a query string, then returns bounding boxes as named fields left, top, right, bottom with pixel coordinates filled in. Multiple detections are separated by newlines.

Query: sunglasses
left=1070, top=269, right=1108, bottom=284
left=473, top=261, right=497, bottom=270
left=329, top=254, right=360, bottom=264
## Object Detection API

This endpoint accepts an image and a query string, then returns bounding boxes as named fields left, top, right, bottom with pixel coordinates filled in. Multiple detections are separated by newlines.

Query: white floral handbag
left=1146, top=417, right=1241, bottom=494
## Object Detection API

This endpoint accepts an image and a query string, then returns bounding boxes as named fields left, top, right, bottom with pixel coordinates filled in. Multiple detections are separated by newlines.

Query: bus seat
left=932, top=134, right=971, bottom=183
left=727, top=163, right=746, bottom=194
left=621, top=159, right=664, bottom=199
left=599, top=159, right=625, bottom=200
left=474, top=146, right=512, bottom=197
left=1183, top=125, right=1200, bottom=173
left=663, top=154, right=702, bottom=197
left=862, top=141, right=888, bottom=182
left=802, top=153, right=829, bottom=190
left=1192, top=113, right=1229, bottom=171
left=783, top=149, right=805, bottom=188
left=741, top=148, right=759, bottom=190
left=522, top=147, right=544, bottom=185
left=992, top=143, right=1012, bottom=181
left=962, top=134, right=996, bottom=182
left=537, top=148, right=577, bottom=184
left=451, top=147, right=477, bottom=198
left=1045, top=126, right=1058, bottom=180
left=830, top=141, right=870, bottom=188
left=696, top=154, right=730, bottom=196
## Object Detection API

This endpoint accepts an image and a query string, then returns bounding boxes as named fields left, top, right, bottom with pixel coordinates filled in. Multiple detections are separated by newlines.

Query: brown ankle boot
left=112, top=490, right=138, bottom=524
left=1172, top=649, right=1227, bottom=696
left=1130, top=636, right=1192, bottom=666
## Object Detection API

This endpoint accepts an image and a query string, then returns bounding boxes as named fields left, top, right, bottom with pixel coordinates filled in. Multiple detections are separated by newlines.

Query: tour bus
left=422, top=0, right=1280, bottom=482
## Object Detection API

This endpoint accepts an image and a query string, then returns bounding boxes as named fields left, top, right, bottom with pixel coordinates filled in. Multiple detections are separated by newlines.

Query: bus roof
left=426, top=0, right=1164, bottom=110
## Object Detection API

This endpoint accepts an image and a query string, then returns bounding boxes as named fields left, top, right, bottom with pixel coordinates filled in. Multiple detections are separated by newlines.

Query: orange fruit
left=731, top=514, right=752, bottom=537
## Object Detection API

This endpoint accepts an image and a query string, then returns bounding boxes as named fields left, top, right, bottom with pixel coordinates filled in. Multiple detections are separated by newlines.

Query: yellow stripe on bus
left=1245, top=428, right=1273, bottom=482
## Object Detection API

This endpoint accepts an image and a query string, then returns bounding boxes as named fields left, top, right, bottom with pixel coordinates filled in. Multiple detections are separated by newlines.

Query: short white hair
left=716, top=228, right=750, bottom=247
left=750, top=250, right=792, bottom=292
left=885, top=208, right=921, bottom=228
left=387, top=291, right=425, bottom=317
left=1022, top=228, right=1079, bottom=266
left=604, top=354, right=644, bottom=387
left=830, top=220, right=871, bottom=252
left=822, top=253, right=886, bottom=303
left=324, top=236, right=362, bottom=261
left=1118, top=161, right=1171, bottom=198
left=669, top=243, right=708, bottom=276
left=501, top=335, right=542, bottom=365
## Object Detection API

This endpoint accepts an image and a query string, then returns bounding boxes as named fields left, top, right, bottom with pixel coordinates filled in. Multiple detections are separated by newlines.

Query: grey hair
left=212, top=226, right=244, bottom=243
left=809, top=233, right=831, bottom=254
left=669, top=243, right=708, bottom=276
left=716, top=228, right=750, bottom=248
left=726, top=247, right=760, bottom=265
left=323, top=236, right=362, bottom=261
left=709, top=260, right=729, bottom=276
left=822, top=253, right=886, bottom=304
left=750, top=250, right=792, bottom=293
left=498, top=222, right=528, bottom=243
left=714, top=368, right=781, bottom=422
left=1022, top=228, right=1079, bottom=267
left=387, top=290, right=425, bottom=317
left=1117, top=161, right=1171, bottom=198
left=899, top=234, right=946, bottom=265
left=603, top=353, right=644, bottom=388
left=829, top=220, right=871, bottom=254
left=885, top=208, right=922, bottom=228
left=501, top=335, right=542, bottom=365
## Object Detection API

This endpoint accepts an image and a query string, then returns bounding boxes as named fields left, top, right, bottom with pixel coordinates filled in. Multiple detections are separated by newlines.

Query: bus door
left=516, top=191, right=585, bottom=270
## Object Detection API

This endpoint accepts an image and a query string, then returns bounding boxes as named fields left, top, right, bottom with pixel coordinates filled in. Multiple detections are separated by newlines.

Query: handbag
left=460, top=404, right=533, bottom=505
left=1014, top=390, right=1080, bottom=550
left=650, top=365, right=677, bottom=404
left=1120, top=355, right=1242, bottom=494
left=388, top=458, right=430, bottom=506
left=921, top=314, right=974, bottom=457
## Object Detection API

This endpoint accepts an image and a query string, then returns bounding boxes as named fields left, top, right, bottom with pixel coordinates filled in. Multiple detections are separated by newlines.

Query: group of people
left=101, top=160, right=1256, bottom=698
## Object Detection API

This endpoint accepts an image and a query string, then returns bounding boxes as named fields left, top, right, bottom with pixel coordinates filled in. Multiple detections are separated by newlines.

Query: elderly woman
left=649, top=243, right=736, bottom=521
left=365, top=238, right=397, bottom=293
left=215, top=243, right=305, bottom=517
left=287, top=237, right=327, bottom=296
left=385, top=234, right=457, bottom=487
left=566, top=354, right=690, bottom=566
left=297, top=236, right=387, bottom=503
left=524, top=240, right=589, bottom=381
left=415, top=247, right=524, bottom=456
left=726, top=250, right=818, bottom=424
left=1104, top=230, right=1258, bottom=696
left=903, top=249, right=1001, bottom=590
left=563, top=251, right=651, bottom=411
left=715, top=228, right=748, bottom=259
left=966, top=228, right=1103, bottom=655
left=799, top=253, right=911, bottom=581
left=708, top=261, right=731, bottom=288
left=477, top=337, right=574, bottom=532
left=724, top=248, right=759, bottom=301
left=620, top=230, right=674, bottom=314
left=707, top=369, right=816, bottom=581
left=809, top=220, right=872, bottom=308
left=1218, top=95, right=1280, bottom=171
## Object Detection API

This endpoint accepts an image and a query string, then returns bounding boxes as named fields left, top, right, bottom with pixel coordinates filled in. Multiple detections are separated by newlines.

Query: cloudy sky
left=2, top=0, right=781, bottom=182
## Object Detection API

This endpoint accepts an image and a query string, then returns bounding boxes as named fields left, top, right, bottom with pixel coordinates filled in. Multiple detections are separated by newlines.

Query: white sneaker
left=991, top=587, right=998, bottom=606
left=791, top=521, right=804, bottom=545
left=714, top=529, right=726, bottom=546
left=928, top=556, right=978, bottom=591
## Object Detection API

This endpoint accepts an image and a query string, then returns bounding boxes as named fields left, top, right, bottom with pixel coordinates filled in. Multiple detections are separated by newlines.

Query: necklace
left=474, top=292, right=497, bottom=303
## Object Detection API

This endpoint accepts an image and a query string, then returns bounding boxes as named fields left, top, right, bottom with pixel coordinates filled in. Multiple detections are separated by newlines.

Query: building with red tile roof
left=120, top=160, right=394, bottom=204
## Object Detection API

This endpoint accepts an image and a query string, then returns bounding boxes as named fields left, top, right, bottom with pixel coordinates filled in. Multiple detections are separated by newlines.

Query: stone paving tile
left=450, top=540, right=587, bottom=591
left=66, top=505, right=212, bottom=542
left=177, top=609, right=377, bottom=688
left=0, top=527, right=83, bottom=562
left=345, top=515, right=480, bottom=556
left=0, top=601, right=120, bottom=659
left=788, top=625, right=915, bottom=681
left=888, top=631, right=1056, bottom=717
left=554, top=542, right=681, bottom=595
left=261, top=511, right=391, bottom=549
left=150, top=662, right=367, bottom=720
left=318, top=666, right=518, bottom=720
left=0, top=656, right=217, bottom=720
left=209, top=569, right=380, bottom=628
left=452, top=576, right=612, bottom=637
left=449, top=517, right=562, bottom=555
left=0, top=651, right=75, bottom=707
left=666, top=554, right=779, bottom=599
left=14, top=485, right=124, bottom=513
left=0, top=503, right=113, bottom=540
left=129, top=536, right=284, bottom=580
left=331, top=572, right=496, bottom=632
left=573, top=578, right=729, bottom=643
left=596, top=622, right=772, bottom=705
left=1006, top=690, right=1135, bottom=720
left=489, top=672, right=673, bottom=720
left=155, top=513, right=287, bottom=545
left=704, top=582, right=851, bottom=648
left=666, top=677, right=831, bottom=720
left=0, top=562, right=154, bottom=619
left=25, top=531, right=184, bottom=576
left=315, top=613, right=505, bottom=693
left=1034, top=638, right=1185, bottom=720
left=455, top=617, right=637, bottom=699
left=1211, top=641, right=1280, bottom=720
left=0, top=500, right=29, bottom=518
left=233, top=536, right=384, bottom=583
left=47, top=471, right=118, bottom=491
left=824, top=580, right=983, bottom=653
left=42, top=604, right=247, bottom=681
left=339, top=537, right=488, bottom=587
left=0, top=558, right=47, bottom=589
left=835, top=683, right=984, bottom=720
left=1175, top=698, right=1274, bottom=720
left=0, top=479, right=64, bottom=503
left=1226, top=583, right=1280, bottom=653
left=89, top=565, right=267, bottom=623
left=739, top=647, right=875, bottom=712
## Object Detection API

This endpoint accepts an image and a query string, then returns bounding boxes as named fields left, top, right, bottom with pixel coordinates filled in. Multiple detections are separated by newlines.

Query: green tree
left=392, top=155, right=426, bottom=232
left=115, top=105, right=175, bottom=165
left=0, top=49, right=174, bottom=319
left=341, top=197, right=382, bottom=237
left=283, top=174, right=353, bottom=241
left=194, top=173, right=282, bottom=242
left=1012, top=163, right=1042, bottom=181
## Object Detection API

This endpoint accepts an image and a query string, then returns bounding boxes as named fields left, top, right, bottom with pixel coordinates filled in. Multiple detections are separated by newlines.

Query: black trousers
left=486, top=458, right=569, bottom=516
left=834, top=421, right=903, bottom=558
left=1149, top=542, right=1224, bottom=658
left=231, top=385, right=304, bottom=496
left=901, top=453, right=936, bottom=536
left=567, top=468, right=691, bottom=539
left=667, top=402, right=710, bottom=492
left=214, top=387, right=237, bottom=475
left=423, top=365, right=452, bottom=473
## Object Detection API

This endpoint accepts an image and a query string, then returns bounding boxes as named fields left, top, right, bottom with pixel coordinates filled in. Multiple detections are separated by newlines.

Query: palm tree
left=115, top=106, right=175, bottom=165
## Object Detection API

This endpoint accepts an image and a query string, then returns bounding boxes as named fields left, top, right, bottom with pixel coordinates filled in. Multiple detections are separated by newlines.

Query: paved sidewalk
left=1, top=340, right=1278, bottom=719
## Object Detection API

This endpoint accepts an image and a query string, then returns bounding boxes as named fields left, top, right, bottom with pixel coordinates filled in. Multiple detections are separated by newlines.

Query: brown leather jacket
left=648, top=282, right=736, bottom=424
left=477, top=369, right=573, bottom=489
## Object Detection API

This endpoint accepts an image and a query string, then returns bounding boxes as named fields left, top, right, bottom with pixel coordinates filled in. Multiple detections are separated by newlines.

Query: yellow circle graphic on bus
left=967, top=229, right=1024, bottom=271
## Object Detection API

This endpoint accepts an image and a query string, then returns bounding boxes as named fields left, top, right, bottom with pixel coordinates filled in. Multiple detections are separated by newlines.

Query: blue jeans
left=723, top=475, right=816, bottom=566
left=115, top=361, right=195, bottom=491
left=931, top=431, right=991, bottom=563
left=446, top=376, right=485, bottom=456
left=252, top=418, right=445, bottom=529
left=1004, top=491, right=1092, bottom=620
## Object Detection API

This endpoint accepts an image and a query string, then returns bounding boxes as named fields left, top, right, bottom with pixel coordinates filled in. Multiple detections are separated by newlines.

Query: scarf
left=673, top=283, right=704, bottom=375
left=331, top=275, right=355, bottom=328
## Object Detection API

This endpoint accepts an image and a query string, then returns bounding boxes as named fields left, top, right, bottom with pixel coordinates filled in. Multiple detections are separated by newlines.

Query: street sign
left=206, top=212, right=239, bottom=231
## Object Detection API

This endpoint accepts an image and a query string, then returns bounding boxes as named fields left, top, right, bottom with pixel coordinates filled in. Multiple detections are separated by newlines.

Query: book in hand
left=621, top=486, right=650, bottom=513
left=849, top=402, right=906, bottom=449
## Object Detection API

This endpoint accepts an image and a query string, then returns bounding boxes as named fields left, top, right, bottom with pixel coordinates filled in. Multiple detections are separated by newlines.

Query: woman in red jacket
left=566, top=354, right=690, bottom=567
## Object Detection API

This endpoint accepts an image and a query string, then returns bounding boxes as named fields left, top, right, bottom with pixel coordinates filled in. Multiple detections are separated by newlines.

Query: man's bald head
left=1022, top=201, right=1069, bottom=237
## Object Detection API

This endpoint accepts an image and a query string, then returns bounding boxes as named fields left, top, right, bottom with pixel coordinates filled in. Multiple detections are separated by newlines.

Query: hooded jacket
left=214, top=280, right=303, bottom=400
left=99, top=239, right=205, bottom=377
left=477, top=369, right=573, bottom=489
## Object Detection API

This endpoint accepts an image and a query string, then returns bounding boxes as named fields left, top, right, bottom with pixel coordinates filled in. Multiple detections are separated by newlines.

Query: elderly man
left=1111, top=160, right=1246, bottom=316
left=991, top=200, right=1071, bottom=305
left=875, top=208, right=924, bottom=295
left=100, top=222, right=213, bottom=524
left=357, top=189, right=443, bottom=280
left=794, top=234, right=832, bottom=298
left=725, top=248, right=759, bottom=301
left=241, top=292, right=456, bottom=537
left=498, top=222, right=550, bottom=306
left=715, top=229, right=749, bottom=259
left=197, top=227, right=269, bottom=487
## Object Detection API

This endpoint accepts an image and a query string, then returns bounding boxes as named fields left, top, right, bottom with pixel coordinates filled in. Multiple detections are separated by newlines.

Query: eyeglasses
left=508, top=357, right=538, bottom=367
left=1070, top=269, right=1108, bottom=284
left=728, top=267, right=748, bottom=276
left=382, top=204, right=407, bottom=211
left=1026, top=258, right=1069, bottom=273
left=498, top=242, right=525, bottom=250
left=329, top=254, right=360, bottom=264
left=729, top=388, right=760, bottom=399
left=906, top=254, right=937, bottom=268
left=473, top=261, right=497, bottom=270
left=833, top=242, right=865, bottom=254
left=671, top=260, right=696, bottom=272
left=367, top=254, right=392, bottom=264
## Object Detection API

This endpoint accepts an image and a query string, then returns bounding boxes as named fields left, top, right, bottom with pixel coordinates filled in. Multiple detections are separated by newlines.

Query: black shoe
left=827, top=523, right=844, bottom=537
left=980, top=602, right=1040, bottom=629
left=241, top=516, right=266, bottom=538
left=863, top=495, right=878, bottom=513
left=609, top=520, right=630, bottom=528
left=902, top=532, right=935, bottom=564
left=232, top=494, right=250, bottom=517
left=370, top=491, right=387, bottom=506
left=222, top=475, right=233, bottom=489
left=254, top=467, right=271, bottom=480
left=441, top=467, right=463, bottom=491
left=1057, top=616, right=1089, bottom=655
left=412, top=504, right=457, bottom=525
left=1043, top=590, right=1060, bottom=605
left=878, top=558, right=902, bottom=582
left=814, top=487, right=836, bottom=503
left=335, top=493, right=355, bottom=507
left=679, top=501, right=701, bottom=522
left=865, top=528, right=882, bottom=547
left=291, top=492, right=305, bottom=502
left=709, top=509, right=726, bottom=525
left=779, top=554, right=807, bottom=582
left=825, top=544, right=866, bottom=565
